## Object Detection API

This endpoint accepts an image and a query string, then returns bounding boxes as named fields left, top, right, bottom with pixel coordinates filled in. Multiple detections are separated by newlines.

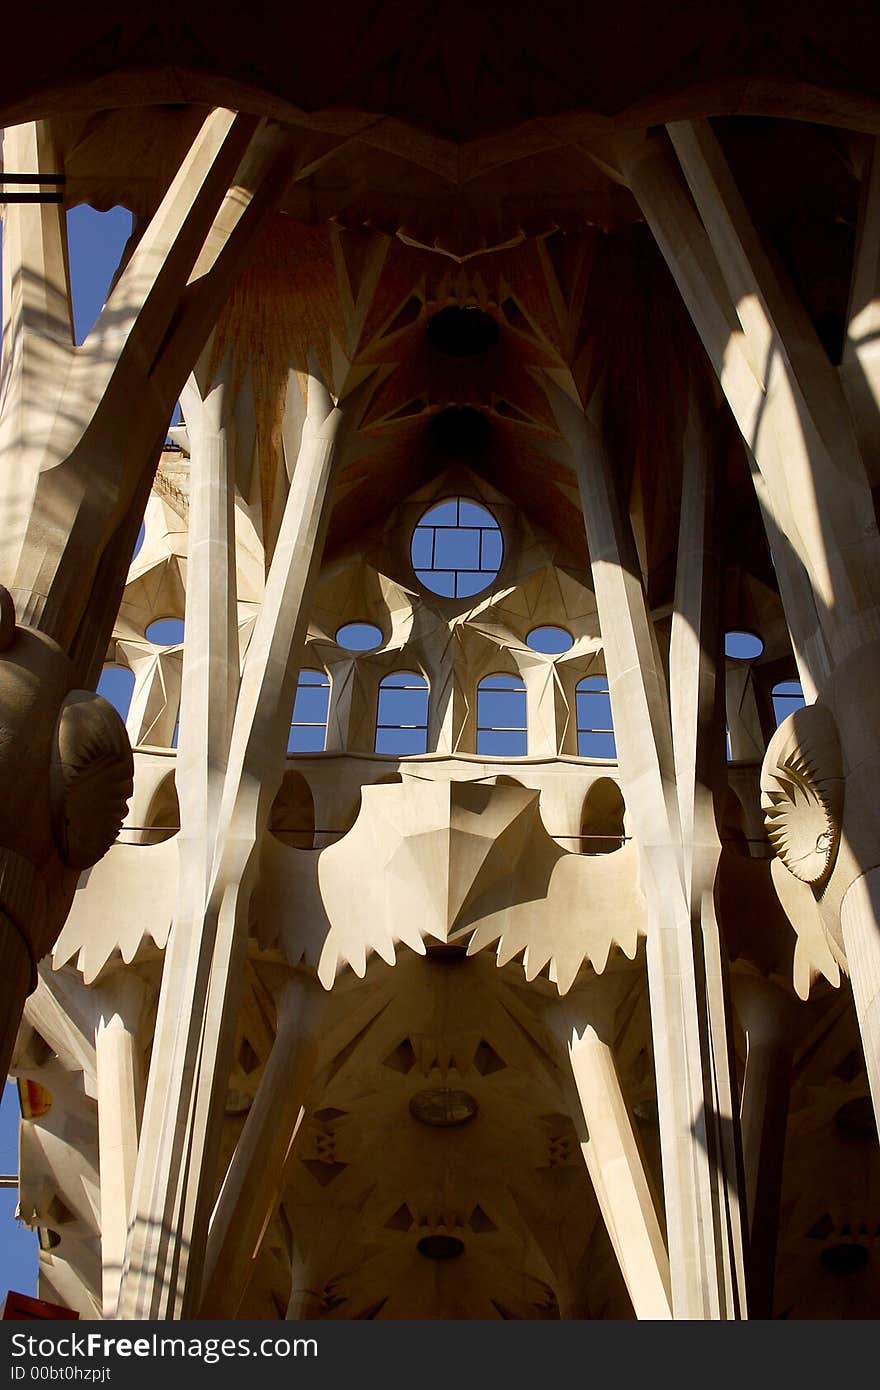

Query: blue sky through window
left=336, top=622, right=383, bottom=651
left=577, top=676, right=616, bottom=758
left=289, top=670, right=331, bottom=752
left=526, top=626, right=573, bottom=654
left=0, top=1083, right=37, bottom=1300
left=146, top=617, right=185, bottom=645
left=772, top=679, right=806, bottom=725
left=412, top=498, right=502, bottom=598
left=375, top=672, right=429, bottom=754
left=97, top=665, right=135, bottom=723
left=477, top=673, right=527, bottom=756
left=724, top=630, right=764, bottom=660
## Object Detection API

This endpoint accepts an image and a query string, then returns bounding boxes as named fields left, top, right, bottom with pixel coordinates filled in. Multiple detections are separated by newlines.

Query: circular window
left=146, top=617, right=185, bottom=645
left=526, top=626, right=574, bottom=655
left=724, top=630, right=764, bottom=660
left=412, top=497, right=502, bottom=599
left=131, top=521, right=146, bottom=562
left=335, top=622, right=383, bottom=651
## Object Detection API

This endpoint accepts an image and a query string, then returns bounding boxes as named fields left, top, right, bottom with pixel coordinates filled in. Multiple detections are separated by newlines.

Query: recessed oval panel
left=409, top=1088, right=478, bottom=1127
left=417, top=1235, right=464, bottom=1260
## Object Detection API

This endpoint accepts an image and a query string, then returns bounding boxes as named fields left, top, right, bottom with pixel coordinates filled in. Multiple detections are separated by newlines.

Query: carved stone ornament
left=50, top=691, right=134, bottom=870
left=760, top=703, right=844, bottom=888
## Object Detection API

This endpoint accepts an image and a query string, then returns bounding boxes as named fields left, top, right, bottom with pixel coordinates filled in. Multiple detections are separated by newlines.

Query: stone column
left=841, top=869, right=880, bottom=1133
left=733, top=971, right=795, bottom=1318
left=200, top=973, right=329, bottom=1317
left=551, top=383, right=747, bottom=1316
left=564, top=1020, right=671, bottom=1318
left=95, top=976, right=145, bottom=1317
left=118, top=379, right=351, bottom=1319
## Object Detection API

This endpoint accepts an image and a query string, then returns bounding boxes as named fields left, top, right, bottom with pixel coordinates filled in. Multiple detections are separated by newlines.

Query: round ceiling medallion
left=820, top=1243, right=869, bottom=1274
left=417, top=1235, right=465, bottom=1260
left=409, top=1088, right=478, bottom=1127
left=427, top=306, right=499, bottom=357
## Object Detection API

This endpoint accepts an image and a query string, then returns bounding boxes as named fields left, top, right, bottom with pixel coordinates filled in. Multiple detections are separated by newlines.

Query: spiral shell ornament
left=760, top=703, right=843, bottom=888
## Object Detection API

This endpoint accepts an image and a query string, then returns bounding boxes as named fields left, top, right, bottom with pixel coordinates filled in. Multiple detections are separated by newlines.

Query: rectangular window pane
left=577, top=691, right=612, bottom=730
left=578, top=730, right=616, bottom=758
left=293, top=686, right=329, bottom=724
left=434, top=527, right=480, bottom=572
left=375, top=727, right=428, bottom=755
left=377, top=687, right=428, bottom=727
left=478, top=689, right=526, bottom=729
left=477, top=728, right=528, bottom=756
left=480, top=529, right=503, bottom=570
left=458, top=500, right=489, bottom=526
left=411, top=527, right=434, bottom=568
left=416, top=567, right=455, bottom=597
left=288, top=725, right=326, bottom=753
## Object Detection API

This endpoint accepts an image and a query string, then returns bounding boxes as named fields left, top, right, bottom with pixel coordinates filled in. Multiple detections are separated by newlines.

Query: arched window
left=288, top=670, right=331, bottom=753
left=580, top=778, right=626, bottom=854
left=375, top=672, right=429, bottom=755
left=269, top=772, right=316, bottom=850
left=97, top=664, right=135, bottom=723
left=772, top=678, right=806, bottom=726
left=476, top=673, right=527, bottom=756
left=143, top=774, right=180, bottom=846
left=576, top=676, right=615, bottom=758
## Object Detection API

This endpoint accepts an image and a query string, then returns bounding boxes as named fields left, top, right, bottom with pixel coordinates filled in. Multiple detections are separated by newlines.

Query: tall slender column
left=547, top=999, right=671, bottom=1320
left=95, top=976, right=145, bottom=1317
left=548, top=378, right=747, bottom=1316
left=669, top=397, right=749, bottom=1316
left=118, top=378, right=351, bottom=1319
left=734, top=972, right=795, bottom=1318
left=841, top=870, right=880, bottom=1131
left=622, top=122, right=880, bottom=1151
left=200, top=973, right=328, bottom=1317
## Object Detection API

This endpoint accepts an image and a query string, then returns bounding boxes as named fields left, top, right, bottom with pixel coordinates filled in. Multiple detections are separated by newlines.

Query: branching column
left=549, top=379, right=748, bottom=1317
left=118, top=377, right=355, bottom=1319
left=624, top=121, right=880, bottom=1141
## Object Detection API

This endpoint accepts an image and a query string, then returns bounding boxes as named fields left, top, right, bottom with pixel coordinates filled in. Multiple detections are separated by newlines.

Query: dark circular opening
left=417, top=1235, right=465, bottom=1260
left=427, top=305, right=499, bottom=357
left=834, top=1096, right=878, bottom=1140
left=409, top=1088, right=478, bottom=1127
left=429, top=406, right=492, bottom=454
left=821, top=1242, right=868, bottom=1273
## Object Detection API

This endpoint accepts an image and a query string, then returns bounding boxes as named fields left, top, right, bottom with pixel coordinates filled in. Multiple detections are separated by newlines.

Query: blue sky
left=0, top=202, right=133, bottom=1306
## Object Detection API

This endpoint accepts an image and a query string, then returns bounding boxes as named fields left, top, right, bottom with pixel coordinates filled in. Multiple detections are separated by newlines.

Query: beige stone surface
left=1, top=9, right=880, bottom=1319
